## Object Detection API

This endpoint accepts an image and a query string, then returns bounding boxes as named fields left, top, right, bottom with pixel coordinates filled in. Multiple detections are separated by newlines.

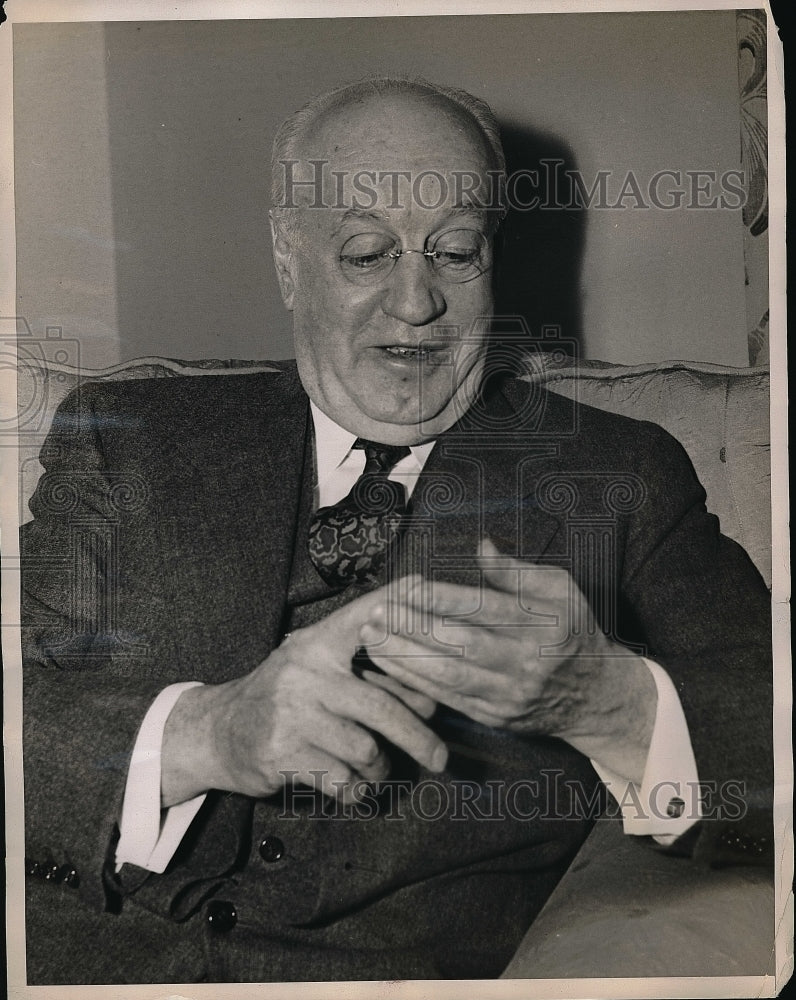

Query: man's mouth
left=383, top=345, right=430, bottom=360
left=379, top=342, right=454, bottom=365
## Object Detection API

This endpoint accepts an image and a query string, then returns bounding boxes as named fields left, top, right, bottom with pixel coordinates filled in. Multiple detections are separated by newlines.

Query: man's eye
left=434, top=247, right=482, bottom=272
left=340, top=251, right=387, bottom=270
left=339, top=233, right=395, bottom=270
left=432, top=230, right=487, bottom=272
left=436, top=248, right=478, bottom=264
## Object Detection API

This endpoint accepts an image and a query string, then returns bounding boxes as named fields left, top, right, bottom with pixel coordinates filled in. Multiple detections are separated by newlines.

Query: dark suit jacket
left=21, top=362, right=773, bottom=983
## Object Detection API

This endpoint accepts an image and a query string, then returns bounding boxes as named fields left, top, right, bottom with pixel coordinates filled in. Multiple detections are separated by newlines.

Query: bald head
left=271, top=77, right=506, bottom=215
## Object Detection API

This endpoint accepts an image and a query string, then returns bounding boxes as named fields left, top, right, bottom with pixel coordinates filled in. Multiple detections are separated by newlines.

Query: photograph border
left=1, top=2, right=790, bottom=998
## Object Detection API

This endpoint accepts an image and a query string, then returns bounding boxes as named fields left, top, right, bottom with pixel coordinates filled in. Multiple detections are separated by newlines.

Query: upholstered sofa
left=16, top=352, right=776, bottom=980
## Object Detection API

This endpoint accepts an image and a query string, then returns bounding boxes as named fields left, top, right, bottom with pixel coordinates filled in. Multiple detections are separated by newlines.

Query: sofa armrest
left=501, top=816, right=775, bottom=979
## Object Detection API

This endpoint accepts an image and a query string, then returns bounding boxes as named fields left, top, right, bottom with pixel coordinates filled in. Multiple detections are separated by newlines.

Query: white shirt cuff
left=115, top=682, right=207, bottom=874
left=591, top=658, right=702, bottom=844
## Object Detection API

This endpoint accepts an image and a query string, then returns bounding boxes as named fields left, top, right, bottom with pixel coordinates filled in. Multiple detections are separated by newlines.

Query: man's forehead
left=275, top=88, right=502, bottom=216
left=301, top=90, right=492, bottom=169
left=278, top=162, right=501, bottom=218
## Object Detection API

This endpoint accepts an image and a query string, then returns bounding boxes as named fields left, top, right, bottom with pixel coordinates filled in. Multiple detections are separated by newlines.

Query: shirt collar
left=310, top=400, right=435, bottom=481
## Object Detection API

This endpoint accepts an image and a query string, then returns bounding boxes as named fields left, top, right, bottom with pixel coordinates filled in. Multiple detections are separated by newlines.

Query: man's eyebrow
left=334, top=208, right=391, bottom=230
left=333, top=205, right=486, bottom=231
left=447, top=204, right=488, bottom=220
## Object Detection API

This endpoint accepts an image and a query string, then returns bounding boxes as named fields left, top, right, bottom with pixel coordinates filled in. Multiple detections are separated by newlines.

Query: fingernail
left=431, top=745, right=448, bottom=772
left=478, top=536, right=498, bottom=558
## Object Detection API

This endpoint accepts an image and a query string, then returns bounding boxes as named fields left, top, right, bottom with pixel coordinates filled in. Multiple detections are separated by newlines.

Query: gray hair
left=270, top=76, right=506, bottom=220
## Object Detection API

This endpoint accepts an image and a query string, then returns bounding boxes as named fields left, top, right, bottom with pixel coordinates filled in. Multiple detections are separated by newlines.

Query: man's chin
left=307, top=359, right=484, bottom=442
left=359, top=389, right=453, bottom=426
left=348, top=367, right=484, bottom=440
left=346, top=395, right=470, bottom=444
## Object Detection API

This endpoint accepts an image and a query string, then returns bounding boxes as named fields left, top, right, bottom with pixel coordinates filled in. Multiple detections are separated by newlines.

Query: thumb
left=476, top=536, right=524, bottom=594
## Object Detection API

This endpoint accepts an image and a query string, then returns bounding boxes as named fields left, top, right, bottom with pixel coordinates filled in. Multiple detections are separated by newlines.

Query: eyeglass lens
left=339, top=228, right=489, bottom=285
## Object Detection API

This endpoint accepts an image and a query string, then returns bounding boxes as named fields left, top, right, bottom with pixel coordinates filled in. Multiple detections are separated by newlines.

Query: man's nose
left=379, top=253, right=447, bottom=327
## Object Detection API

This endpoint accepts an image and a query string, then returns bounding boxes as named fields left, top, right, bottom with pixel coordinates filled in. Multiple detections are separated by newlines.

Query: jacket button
left=57, top=865, right=80, bottom=887
left=258, top=836, right=285, bottom=863
left=206, top=899, right=237, bottom=933
left=666, top=797, right=685, bottom=818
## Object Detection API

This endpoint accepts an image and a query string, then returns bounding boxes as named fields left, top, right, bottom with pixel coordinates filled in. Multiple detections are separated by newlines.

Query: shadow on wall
left=492, top=123, right=586, bottom=370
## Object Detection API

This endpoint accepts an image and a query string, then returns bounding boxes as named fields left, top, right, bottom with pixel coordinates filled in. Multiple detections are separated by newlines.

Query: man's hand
left=359, top=540, right=657, bottom=785
left=161, top=579, right=448, bottom=807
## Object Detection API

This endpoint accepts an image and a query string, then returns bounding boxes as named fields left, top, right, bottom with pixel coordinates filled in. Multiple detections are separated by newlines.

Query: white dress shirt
left=116, top=402, right=700, bottom=871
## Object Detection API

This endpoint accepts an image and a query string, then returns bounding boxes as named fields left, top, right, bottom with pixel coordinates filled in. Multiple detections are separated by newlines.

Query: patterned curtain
left=737, top=9, right=769, bottom=366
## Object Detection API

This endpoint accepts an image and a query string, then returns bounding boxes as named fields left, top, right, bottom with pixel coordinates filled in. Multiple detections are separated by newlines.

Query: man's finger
left=477, top=539, right=573, bottom=603
left=306, top=713, right=383, bottom=773
left=387, top=576, right=554, bottom=631
left=357, top=648, right=518, bottom=729
left=325, top=676, right=449, bottom=773
left=282, top=749, right=359, bottom=801
left=475, top=536, right=527, bottom=595
left=361, top=625, right=521, bottom=702
left=360, top=669, right=437, bottom=719
left=394, top=577, right=507, bottom=621
left=363, top=615, right=525, bottom=674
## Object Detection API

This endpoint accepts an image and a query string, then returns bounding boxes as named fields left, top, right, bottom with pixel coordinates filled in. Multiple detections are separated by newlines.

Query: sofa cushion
left=501, top=815, right=775, bottom=978
left=536, top=361, right=771, bottom=587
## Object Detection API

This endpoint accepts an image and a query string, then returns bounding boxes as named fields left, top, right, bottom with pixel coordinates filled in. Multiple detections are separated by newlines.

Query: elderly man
left=22, top=78, right=772, bottom=984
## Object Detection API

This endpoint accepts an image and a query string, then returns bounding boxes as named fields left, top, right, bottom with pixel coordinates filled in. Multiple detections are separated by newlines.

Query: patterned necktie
left=308, top=439, right=411, bottom=589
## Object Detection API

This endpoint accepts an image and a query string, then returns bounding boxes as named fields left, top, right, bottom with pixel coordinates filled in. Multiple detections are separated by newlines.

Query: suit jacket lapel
left=150, top=366, right=310, bottom=679
left=398, top=379, right=565, bottom=584
left=231, top=367, right=311, bottom=649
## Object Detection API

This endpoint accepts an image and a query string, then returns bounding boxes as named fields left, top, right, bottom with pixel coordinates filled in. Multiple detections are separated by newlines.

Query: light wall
left=14, top=12, right=749, bottom=368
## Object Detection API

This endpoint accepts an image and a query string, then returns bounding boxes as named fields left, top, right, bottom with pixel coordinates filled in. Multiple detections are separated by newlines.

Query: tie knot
left=356, top=439, right=411, bottom=475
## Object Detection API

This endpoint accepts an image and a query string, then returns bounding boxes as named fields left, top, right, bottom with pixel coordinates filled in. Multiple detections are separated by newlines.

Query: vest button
left=259, top=836, right=285, bottom=863
left=206, top=899, right=237, bottom=933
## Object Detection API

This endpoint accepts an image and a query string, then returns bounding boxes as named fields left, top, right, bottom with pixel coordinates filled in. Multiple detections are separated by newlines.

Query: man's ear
left=269, top=210, right=296, bottom=310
